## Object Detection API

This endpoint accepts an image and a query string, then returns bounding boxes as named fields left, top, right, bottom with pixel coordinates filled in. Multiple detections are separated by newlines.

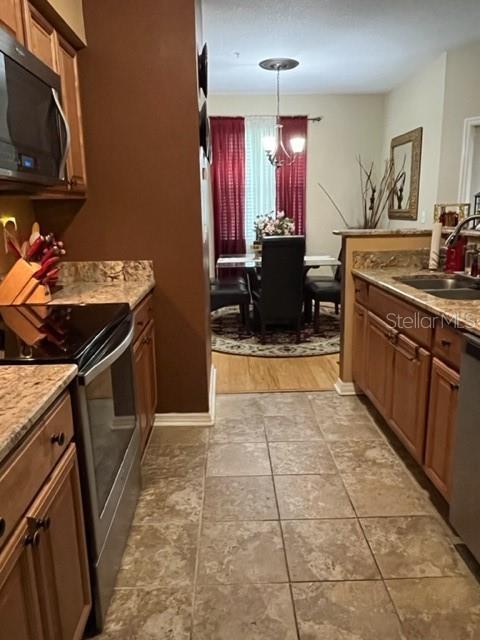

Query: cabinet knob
left=441, top=339, right=451, bottom=347
left=36, top=517, right=51, bottom=531
left=0, top=518, right=5, bottom=538
left=50, top=432, right=65, bottom=446
left=24, top=531, right=41, bottom=547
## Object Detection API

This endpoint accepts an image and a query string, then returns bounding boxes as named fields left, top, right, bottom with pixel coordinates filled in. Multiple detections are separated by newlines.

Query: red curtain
left=210, top=117, right=246, bottom=259
left=276, top=116, right=308, bottom=235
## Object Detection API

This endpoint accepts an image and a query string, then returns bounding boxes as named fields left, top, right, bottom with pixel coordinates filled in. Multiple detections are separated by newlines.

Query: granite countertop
left=51, top=280, right=154, bottom=309
left=352, top=267, right=480, bottom=337
left=333, top=228, right=432, bottom=237
left=0, top=364, right=77, bottom=466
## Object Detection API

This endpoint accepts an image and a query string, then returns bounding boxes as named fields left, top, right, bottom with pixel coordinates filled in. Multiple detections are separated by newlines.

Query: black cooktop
left=0, top=303, right=130, bottom=366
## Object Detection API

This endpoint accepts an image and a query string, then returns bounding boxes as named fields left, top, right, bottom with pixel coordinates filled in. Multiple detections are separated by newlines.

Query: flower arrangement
left=254, top=211, right=295, bottom=241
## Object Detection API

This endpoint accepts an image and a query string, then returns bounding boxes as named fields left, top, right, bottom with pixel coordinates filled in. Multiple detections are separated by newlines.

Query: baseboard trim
left=154, top=366, right=217, bottom=427
left=334, top=378, right=363, bottom=396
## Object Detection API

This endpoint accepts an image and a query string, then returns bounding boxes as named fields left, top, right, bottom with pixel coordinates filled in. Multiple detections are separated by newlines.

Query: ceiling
left=203, top=0, right=480, bottom=94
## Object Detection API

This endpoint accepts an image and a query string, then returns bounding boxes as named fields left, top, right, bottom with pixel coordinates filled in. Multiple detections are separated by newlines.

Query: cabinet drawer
left=133, top=293, right=153, bottom=342
left=369, top=285, right=433, bottom=348
left=433, top=324, right=463, bottom=370
left=354, top=278, right=368, bottom=305
left=0, top=393, right=73, bottom=549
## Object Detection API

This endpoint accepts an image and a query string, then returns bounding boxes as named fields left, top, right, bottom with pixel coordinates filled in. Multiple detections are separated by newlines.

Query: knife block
left=0, top=259, right=51, bottom=305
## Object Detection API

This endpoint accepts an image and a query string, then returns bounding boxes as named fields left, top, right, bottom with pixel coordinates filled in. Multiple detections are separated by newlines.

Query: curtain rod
left=213, top=115, right=323, bottom=123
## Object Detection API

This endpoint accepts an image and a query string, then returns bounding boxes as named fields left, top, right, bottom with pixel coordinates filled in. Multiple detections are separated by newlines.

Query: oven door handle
left=81, top=318, right=135, bottom=385
left=52, top=88, right=71, bottom=181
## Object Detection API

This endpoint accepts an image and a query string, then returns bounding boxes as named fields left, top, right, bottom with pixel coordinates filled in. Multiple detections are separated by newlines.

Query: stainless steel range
left=0, top=303, right=140, bottom=631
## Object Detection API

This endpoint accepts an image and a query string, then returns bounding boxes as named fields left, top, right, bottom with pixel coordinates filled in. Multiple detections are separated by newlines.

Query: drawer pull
left=451, top=383, right=460, bottom=391
left=441, top=339, right=451, bottom=347
left=136, top=320, right=145, bottom=326
left=36, top=517, right=50, bottom=531
left=0, top=518, right=5, bottom=538
left=50, top=432, right=65, bottom=446
left=24, top=531, right=41, bottom=547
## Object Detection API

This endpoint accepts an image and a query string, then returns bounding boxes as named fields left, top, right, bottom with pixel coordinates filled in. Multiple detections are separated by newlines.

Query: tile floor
left=97, top=392, right=480, bottom=639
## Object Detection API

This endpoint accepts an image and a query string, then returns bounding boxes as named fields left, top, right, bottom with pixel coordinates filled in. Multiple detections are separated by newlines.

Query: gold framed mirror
left=388, top=127, right=423, bottom=220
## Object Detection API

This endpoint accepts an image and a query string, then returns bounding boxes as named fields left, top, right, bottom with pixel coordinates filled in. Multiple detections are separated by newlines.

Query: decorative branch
left=317, top=182, right=351, bottom=228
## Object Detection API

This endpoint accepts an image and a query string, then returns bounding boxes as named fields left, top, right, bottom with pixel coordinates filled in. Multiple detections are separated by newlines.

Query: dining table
left=216, top=253, right=340, bottom=278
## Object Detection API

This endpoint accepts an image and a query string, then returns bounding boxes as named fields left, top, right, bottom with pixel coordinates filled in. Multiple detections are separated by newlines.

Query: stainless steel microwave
left=0, top=27, right=70, bottom=190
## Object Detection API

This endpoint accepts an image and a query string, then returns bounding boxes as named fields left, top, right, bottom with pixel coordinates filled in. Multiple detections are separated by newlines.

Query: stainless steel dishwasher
left=450, top=332, right=480, bottom=562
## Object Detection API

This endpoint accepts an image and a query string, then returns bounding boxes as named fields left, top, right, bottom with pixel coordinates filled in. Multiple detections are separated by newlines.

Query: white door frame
left=458, top=116, right=480, bottom=203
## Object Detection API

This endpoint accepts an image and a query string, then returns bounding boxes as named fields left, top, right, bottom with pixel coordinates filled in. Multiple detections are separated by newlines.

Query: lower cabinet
left=364, top=311, right=395, bottom=417
left=354, top=277, right=461, bottom=502
left=424, top=358, right=459, bottom=500
left=134, top=319, right=157, bottom=453
left=389, top=334, right=430, bottom=463
left=0, top=444, right=90, bottom=640
left=352, top=303, right=367, bottom=390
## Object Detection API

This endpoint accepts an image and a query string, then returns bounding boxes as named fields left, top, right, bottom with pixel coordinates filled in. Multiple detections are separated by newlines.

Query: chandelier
left=259, top=58, right=306, bottom=168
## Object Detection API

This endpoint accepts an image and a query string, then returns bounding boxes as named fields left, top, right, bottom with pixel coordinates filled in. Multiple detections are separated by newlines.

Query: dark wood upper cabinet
left=56, top=35, right=87, bottom=192
left=0, top=0, right=25, bottom=43
left=22, top=2, right=58, bottom=70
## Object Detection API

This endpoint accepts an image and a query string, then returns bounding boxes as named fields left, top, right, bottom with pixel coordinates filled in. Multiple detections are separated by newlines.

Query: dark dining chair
left=210, top=276, right=251, bottom=330
left=304, top=251, right=342, bottom=333
left=249, top=236, right=306, bottom=343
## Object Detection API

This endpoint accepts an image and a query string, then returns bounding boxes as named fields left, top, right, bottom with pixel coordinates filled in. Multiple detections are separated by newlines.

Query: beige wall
left=209, top=94, right=385, bottom=259
left=437, top=40, right=480, bottom=202
left=382, top=53, right=447, bottom=229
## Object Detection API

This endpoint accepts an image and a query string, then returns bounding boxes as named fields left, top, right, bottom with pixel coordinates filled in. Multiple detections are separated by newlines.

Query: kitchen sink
left=397, top=276, right=472, bottom=290
left=428, top=289, right=480, bottom=300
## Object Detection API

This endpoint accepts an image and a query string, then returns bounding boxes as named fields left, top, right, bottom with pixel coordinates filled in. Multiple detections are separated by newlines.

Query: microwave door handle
left=51, top=88, right=71, bottom=181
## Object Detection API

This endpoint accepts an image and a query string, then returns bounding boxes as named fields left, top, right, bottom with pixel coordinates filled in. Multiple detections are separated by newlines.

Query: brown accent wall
left=43, top=0, right=211, bottom=413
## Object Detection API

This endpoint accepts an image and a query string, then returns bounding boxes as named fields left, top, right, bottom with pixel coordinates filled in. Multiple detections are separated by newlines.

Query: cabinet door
left=389, top=334, right=431, bottom=463
left=352, top=303, right=367, bottom=390
left=28, top=444, right=91, bottom=640
left=424, top=358, right=459, bottom=500
left=0, top=0, right=24, bottom=42
left=56, top=35, right=87, bottom=192
left=0, top=520, right=44, bottom=639
left=364, top=311, right=395, bottom=417
left=22, top=2, right=57, bottom=70
left=145, top=320, right=158, bottom=426
left=134, top=333, right=149, bottom=452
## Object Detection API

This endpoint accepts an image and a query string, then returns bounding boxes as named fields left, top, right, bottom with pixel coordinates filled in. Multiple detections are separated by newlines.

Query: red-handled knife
left=26, top=236, right=45, bottom=261
left=34, top=257, right=60, bottom=281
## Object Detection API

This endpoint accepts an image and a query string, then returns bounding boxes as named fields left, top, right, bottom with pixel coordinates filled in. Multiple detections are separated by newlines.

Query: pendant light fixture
left=259, top=58, right=306, bottom=168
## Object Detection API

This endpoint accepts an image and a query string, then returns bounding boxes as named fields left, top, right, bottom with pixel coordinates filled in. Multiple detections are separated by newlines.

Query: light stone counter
left=0, top=364, right=77, bottom=465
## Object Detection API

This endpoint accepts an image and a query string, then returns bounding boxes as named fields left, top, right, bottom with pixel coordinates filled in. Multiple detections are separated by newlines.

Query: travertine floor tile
left=142, top=445, right=206, bottom=481
left=216, top=394, right=264, bottom=419
left=198, top=521, right=288, bottom=584
left=329, top=440, right=405, bottom=474
left=293, top=581, right=404, bottom=640
left=207, top=443, right=271, bottom=476
left=193, top=584, right=297, bottom=640
left=265, top=415, right=324, bottom=442
left=97, top=587, right=192, bottom=639
left=209, top=415, right=266, bottom=443
left=387, top=576, right=480, bottom=639
left=148, top=426, right=209, bottom=447
left=274, top=474, right=354, bottom=519
left=361, top=516, right=468, bottom=579
left=133, top=477, right=203, bottom=525
left=341, top=469, right=434, bottom=517
left=318, top=415, right=382, bottom=441
left=269, top=441, right=337, bottom=474
left=309, top=392, right=370, bottom=416
left=203, top=476, right=278, bottom=521
left=257, top=392, right=315, bottom=417
left=283, top=519, right=379, bottom=581
left=115, top=523, right=198, bottom=588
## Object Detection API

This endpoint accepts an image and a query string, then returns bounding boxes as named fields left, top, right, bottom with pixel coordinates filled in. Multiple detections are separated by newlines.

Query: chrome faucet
left=445, top=215, right=480, bottom=247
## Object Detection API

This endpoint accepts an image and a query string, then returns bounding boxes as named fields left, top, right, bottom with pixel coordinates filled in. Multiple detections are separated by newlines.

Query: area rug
left=211, top=304, right=340, bottom=357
